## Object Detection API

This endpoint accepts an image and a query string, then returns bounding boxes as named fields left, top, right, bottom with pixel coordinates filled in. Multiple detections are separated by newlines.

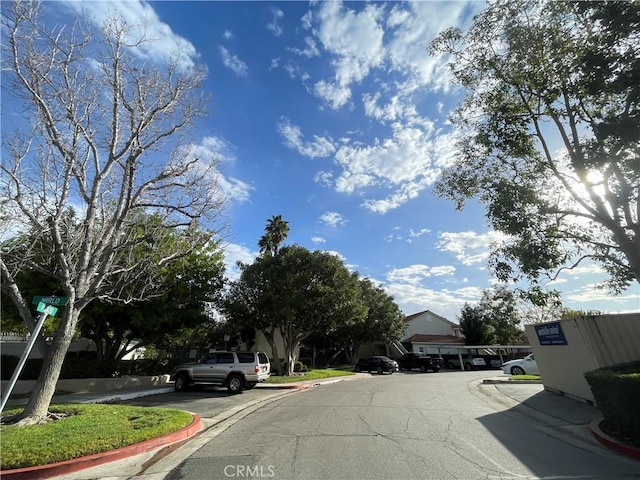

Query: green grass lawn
left=265, top=368, right=354, bottom=384
left=508, top=374, right=542, bottom=381
left=0, top=404, right=194, bottom=470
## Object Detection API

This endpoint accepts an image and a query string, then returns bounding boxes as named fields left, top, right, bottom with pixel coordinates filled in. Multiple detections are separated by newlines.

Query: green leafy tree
left=430, top=0, right=640, bottom=298
left=458, top=303, right=492, bottom=345
left=478, top=287, right=524, bottom=345
left=224, top=245, right=366, bottom=375
left=79, top=234, right=225, bottom=360
left=333, top=278, right=405, bottom=364
left=258, top=215, right=290, bottom=256
left=0, top=2, right=224, bottom=424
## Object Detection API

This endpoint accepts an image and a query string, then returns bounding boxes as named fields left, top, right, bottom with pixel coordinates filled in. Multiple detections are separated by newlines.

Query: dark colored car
left=355, top=356, right=397, bottom=374
left=398, top=352, right=444, bottom=372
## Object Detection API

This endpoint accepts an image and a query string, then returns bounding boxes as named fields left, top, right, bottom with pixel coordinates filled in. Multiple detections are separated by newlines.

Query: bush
left=294, top=361, right=307, bottom=373
left=585, top=361, right=640, bottom=447
left=1, top=355, right=174, bottom=380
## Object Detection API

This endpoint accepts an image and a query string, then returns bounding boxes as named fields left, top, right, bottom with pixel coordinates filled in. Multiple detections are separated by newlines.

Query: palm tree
left=258, top=215, right=290, bottom=256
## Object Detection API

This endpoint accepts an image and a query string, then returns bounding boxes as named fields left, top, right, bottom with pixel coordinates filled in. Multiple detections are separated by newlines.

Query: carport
left=412, top=344, right=533, bottom=371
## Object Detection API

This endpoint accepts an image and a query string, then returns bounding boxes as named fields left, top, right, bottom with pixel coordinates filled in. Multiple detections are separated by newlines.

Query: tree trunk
left=16, top=308, right=79, bottom=425
left=260, top=327, right=281, bottom=376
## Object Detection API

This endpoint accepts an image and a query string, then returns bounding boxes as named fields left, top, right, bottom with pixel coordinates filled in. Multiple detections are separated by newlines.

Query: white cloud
left=267, top=7, right=284, bottom=36
left=387, top=264, right=455, bottom=284
left=383, top=281, right=483, bottom=320
left=430, top=266, right=457, bottom=276
left=313, top=80, right=352, bottom=110
left=319, top=211, right=346, bottom=227
left=409, top=228, right=431, bottom=238
left=288, top=36, right=320, bottom=58
left=307, top=1, right=385, bottom=109
left=222, top=30, right=234, bottom=40
left=217, top=176, right=252, bottom=204
left=384, top=2, right=481, bottom=94
left=219, top=46, right=249, bottom=76
left=436, top=231, right=507, bottom=266
left=311, top=236, right=326, bottom=244
left=61, top=0, right=199, bottom=70
left=186, top=137, right=252, bottom=204
left=277, top=118, right=336, bottom=158
left=223, top=243, right=257, bottom=280
left=314, top=171, right=334, bottom=187
left=566, top=284, right=640, bottom=306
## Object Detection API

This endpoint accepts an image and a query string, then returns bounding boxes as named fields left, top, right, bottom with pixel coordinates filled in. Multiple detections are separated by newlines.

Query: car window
left=258, top=352, right=269, bottom=364
left=236, top=352, right=255, bottom=363
left=204, top=354, right=217, bottom=364
left=217, top=353, right=235, bottom=364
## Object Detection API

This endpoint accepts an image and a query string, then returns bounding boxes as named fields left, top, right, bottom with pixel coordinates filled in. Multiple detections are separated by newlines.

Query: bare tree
left=0, top=1, right=226, bottom=424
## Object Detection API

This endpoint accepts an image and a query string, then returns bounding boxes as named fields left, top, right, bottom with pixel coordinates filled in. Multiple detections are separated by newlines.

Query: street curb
left=0, top=414, right=202, bottom=480
left=482, top=378, right=543, bottom=385
left=590, top=418, right=640, bottom=461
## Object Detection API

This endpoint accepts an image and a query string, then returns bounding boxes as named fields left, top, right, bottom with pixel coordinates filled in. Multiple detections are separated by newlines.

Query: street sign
left=535, top=322, right=568, bottom=346
left=32, top=296, right=68, bottom=306
left=36, top=302, right=58, bottom=316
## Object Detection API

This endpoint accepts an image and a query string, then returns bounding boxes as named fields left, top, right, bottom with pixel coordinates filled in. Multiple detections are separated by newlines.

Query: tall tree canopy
left=430, top=0, right=640, bottom=298
left=0, top=1, right=225, bottom=423
left=477, top=287, right=524, bottom=345
left=457, top=303, right=492, bottom=345
left=258, top=215, right=290, bottom=256
left=458, top=287, right=523, bottom=345
left=224, top=245, right=366, bottom=376
left=331, top=278, right=405, bottom=364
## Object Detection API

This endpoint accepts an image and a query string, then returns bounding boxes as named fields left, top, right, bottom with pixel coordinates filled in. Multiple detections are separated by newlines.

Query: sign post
left=0, top=296, right=66, bottom=413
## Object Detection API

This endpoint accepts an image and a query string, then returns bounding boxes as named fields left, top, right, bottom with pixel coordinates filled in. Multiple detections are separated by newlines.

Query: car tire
left=174, top=373, right=190, bottom=392
left=511, top=366, right=525, bottom=376
left=246, top=382, right=257, bottom=390
left=447, top=362, right=455, bottom=369
left=227, top=375, right=244, bottom=394
left=377, top=366, right=383, bottom=375
left=433, top=368, right=439, bottom=373
left=420, top=365, right=427, bottom=373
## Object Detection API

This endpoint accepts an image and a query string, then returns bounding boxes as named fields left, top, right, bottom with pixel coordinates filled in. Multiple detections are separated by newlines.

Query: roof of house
left=404, top=334, right=466, bottom=344
left=404, top=309, right=459, bottom=327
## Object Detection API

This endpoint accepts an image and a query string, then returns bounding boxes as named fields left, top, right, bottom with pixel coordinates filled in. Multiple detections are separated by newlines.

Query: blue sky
left=7, top=1, right=640, bottom=321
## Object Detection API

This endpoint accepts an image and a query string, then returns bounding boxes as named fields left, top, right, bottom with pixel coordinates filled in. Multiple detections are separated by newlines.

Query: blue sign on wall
left=535, top=322, right=567, bottom=345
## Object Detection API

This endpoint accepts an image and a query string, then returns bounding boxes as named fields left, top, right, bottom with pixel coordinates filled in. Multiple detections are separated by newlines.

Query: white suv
left=171, top=351, right=271, bottom=393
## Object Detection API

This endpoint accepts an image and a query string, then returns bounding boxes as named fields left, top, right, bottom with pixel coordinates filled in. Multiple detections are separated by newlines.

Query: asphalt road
left=126, top=371, right=640, bottom=480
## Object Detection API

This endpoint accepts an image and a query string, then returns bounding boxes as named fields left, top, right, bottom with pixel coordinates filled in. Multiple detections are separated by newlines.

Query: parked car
left=355, top=356, right=397, bottom=374
left=501, top=353, right=539, bottom=375
left=170, top=350, right=271, bottom=393
left=398, top=352, right=444, bottom=372
left=446, top=355, right=488, bottom=370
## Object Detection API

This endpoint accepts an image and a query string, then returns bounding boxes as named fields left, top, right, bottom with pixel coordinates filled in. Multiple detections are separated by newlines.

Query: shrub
left=2, top=355, right=175, bottom=380
left=294, top=361, right=307, bottom=373
left=585, top=361, right=640, bottom=447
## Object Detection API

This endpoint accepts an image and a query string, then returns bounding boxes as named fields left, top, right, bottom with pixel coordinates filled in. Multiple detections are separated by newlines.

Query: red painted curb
left=0, top=414, right=202, bottom=480
left=590, top=418, right=640, bottom=460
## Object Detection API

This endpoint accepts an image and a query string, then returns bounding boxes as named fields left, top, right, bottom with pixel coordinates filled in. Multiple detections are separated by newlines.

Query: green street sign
left=32, top=296, right=68, bottom=306
left=36, top=302, right=58, bottom=316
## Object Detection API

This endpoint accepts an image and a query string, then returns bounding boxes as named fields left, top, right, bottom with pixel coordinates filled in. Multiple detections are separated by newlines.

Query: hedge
left=1, top=354, right=175, bottom=380
left=584, top=360, right=640, bottom=447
